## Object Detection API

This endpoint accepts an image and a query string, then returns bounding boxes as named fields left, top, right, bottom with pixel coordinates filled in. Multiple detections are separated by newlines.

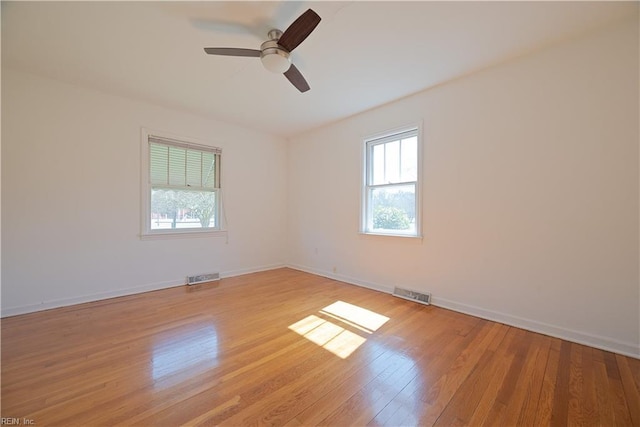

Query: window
left=141, top=130, right=222, bottom=237
left=362, top=127, right=421, bottom=237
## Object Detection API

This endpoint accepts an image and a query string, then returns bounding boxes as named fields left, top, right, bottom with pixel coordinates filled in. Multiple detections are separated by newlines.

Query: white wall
left=2, top=69, right=288, bottom=315
left=287, top=19, right=639, bottom=357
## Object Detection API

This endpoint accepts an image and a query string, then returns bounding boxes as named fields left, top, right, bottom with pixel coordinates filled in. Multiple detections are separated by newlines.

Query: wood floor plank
left=550, top=339, right=572, bottom=426
left=580, top=346, right=599, bottom=426
left=567, top=342, right=585, bottom=426
left=1, top=268, right=638, bottom=426
left=627, top=356, right=640, bottom=391
left=512, top=334, right=551, bottom=426
left=616, top=353, right=640, bottom=425
left=603, top=350, right=634, bottom=425
left=501, top=334, right=543, bottom=426
left=534, top=340, right=561, bottom=426
left=593, top=349, right=616, bottom=426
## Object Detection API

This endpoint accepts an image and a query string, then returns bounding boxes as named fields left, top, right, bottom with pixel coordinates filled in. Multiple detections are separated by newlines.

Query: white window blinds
left=148, top=136, right=221, bottom=190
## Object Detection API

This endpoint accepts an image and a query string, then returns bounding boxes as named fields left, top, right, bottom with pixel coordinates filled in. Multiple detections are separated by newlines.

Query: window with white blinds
left=141, top=131, right=222, bottom=237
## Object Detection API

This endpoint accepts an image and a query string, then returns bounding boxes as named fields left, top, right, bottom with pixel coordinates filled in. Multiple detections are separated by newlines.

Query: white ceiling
left=3, top=1, right=637, bottom=138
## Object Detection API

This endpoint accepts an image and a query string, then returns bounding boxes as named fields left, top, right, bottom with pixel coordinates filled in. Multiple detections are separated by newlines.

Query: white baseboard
left=0, top=263, right=286, bottom=318
left=286, top=263, right=640, bottom=359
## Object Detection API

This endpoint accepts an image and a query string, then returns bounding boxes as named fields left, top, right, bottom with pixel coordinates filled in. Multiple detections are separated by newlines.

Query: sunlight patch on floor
left=288, top=301, right=389, bottom=359
left=321, top=301, right=390, bottom=332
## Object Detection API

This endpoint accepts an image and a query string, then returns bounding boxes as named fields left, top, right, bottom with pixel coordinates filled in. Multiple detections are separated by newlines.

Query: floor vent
left=187, top=272, right=220, bottom=285
left=392, top=287, right=431, bottom=305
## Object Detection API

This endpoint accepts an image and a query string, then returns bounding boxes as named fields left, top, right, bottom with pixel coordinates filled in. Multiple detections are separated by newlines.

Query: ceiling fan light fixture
left=260, top=51, right=291, bottom=74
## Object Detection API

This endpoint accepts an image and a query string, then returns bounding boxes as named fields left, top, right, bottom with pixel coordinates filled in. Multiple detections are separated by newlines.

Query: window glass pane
left=150, top=143, right=169, bottom=185
left=372, top=143, right=385, bottom=185
left=400, top=136, right=417, bottom=182
left=150, top=188, right=216, bottom=229
left=168, top=147, right=186, bottom=186
left=369, top=184, right=416, bottom=233
left=385, top=140, right=400, bottom=183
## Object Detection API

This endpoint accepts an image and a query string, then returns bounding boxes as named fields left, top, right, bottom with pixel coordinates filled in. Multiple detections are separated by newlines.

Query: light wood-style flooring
left=2, top=268, right=639, bottom=426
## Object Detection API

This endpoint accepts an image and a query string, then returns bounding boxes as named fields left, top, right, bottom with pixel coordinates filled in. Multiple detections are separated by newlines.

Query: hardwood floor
left=1, top=268, right=638, bottom=426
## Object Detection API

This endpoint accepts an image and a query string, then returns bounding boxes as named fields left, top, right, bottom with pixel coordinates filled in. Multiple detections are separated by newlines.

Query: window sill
left=359, top=231, right=423, bottom=240
left=140, top=229, right=227, bottom=240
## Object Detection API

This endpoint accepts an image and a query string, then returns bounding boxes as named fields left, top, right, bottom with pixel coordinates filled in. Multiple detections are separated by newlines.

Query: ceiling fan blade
left=277, top=9, right=321, bottom=52
left=284, top=64, right=310, bottom=93
left=204, top=47, right=261, bottom=57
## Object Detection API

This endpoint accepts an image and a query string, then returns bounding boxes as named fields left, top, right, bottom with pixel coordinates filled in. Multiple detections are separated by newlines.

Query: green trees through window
left=372, top=188, right=416, bottom=230
left=151, top=189, right=216, bottom=229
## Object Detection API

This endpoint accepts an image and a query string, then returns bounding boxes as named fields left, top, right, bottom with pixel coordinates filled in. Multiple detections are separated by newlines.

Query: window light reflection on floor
left=152, top=326, right=218, bottom=381
left=288, top=301, right=389, bottom=359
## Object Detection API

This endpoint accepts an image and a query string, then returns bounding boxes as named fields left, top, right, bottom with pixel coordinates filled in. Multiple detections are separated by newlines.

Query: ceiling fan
left=204, top=9, right=321, bottom=93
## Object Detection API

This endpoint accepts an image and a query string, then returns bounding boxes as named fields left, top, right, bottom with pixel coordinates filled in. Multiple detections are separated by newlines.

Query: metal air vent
left=392, top=287, right=431, bottom=305
left=187, top=272, right=220, bottom=285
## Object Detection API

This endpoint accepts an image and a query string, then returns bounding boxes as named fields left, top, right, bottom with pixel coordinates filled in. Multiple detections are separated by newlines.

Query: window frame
left=360, top=124, right=423, bottom=238
left=140, top=128, right=225, bottom=240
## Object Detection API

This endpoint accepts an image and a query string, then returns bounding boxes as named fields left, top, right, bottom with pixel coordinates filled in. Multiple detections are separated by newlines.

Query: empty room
left=2, top=1, right=639, bottom=426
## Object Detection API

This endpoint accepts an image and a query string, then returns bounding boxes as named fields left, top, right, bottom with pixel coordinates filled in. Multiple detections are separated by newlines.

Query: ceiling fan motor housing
left=260, top=30, right=291, bottom=73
